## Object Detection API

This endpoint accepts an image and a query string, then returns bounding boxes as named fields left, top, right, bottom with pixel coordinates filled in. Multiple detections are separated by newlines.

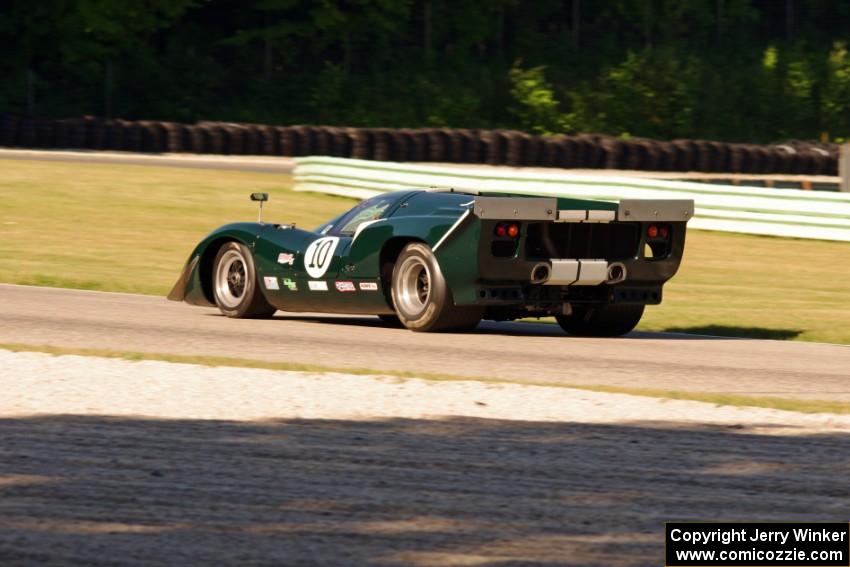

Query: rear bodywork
left=169, top=189, right=693, bottom=320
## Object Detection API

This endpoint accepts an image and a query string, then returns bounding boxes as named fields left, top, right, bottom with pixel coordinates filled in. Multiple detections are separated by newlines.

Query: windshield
left=314, top=212, right=346, bottom=235
left=327, top=194, right=398, bottom=236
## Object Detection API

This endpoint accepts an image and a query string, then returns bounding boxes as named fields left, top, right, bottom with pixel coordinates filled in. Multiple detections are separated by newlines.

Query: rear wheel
left=212, top=242, right=277, bottom=318
left=556, top=304, right=644, bottom=337
left=391, top=242, right=482, bottom=332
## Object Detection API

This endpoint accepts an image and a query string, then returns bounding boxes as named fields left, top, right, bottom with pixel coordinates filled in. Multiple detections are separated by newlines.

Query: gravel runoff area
left=3, top=349, right=850, bottom=566
left=3, top=349, right=850, bottom=430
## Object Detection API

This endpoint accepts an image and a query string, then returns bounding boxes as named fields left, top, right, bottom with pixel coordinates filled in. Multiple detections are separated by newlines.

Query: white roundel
left=304, top=236, right=339, bottom=278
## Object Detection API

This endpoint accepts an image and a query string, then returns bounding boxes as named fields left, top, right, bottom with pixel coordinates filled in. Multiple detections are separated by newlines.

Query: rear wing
left=471, top=196, right=694, bottom=223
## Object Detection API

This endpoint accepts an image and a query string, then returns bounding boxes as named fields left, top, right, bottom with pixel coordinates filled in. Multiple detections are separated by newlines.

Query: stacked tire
left=0, top=114, right=840, bottom=175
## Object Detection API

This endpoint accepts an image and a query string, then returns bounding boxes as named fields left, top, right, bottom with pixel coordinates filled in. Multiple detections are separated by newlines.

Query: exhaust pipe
left=530, top=263, right=551, bottom=284
left=531, top=261, right=625, bottom=285
left=606, top=262, right=627, bottom=284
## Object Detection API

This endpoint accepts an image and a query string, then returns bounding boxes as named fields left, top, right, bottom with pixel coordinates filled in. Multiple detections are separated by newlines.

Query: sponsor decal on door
left=359, top=282, right=379, bottom=291
left=263, top=277, right=279, bottom=290
left=335, top=281, right=356, bottom=292
left=277, top=252, right=295, bottom=265
left=308, top=280, right=328, bottom=291
left=282, top=278, right=298, bottom=291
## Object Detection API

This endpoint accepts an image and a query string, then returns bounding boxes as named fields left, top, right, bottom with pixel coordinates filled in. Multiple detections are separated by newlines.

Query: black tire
left=377, top=314, right=403, bottom=327
left=212, top=242, right=277, bottom=318
left=556, top=304, right=645, bottom=337
left=390, top=242, right=483, bottom=332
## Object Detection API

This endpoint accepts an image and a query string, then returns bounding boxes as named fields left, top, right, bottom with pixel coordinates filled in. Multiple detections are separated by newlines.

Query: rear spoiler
left=471, top=196, right=694, bottom=223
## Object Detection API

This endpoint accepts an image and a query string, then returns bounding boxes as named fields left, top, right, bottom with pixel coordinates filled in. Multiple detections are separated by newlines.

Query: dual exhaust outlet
left=530, top=261, right=627, bottom=286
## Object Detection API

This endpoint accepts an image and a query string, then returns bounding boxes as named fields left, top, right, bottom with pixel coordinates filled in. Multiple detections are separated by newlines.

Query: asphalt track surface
left=0, top=148, right=297, bottom=173
left=0, top=148, right=840, bottom=188
left=3, top=284, right=850, bottom=566
left=2, top=284, right=849, bottom=401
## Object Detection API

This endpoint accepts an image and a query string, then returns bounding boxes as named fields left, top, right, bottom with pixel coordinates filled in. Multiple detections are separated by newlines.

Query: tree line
left=3, top=0, right=850, bottom=144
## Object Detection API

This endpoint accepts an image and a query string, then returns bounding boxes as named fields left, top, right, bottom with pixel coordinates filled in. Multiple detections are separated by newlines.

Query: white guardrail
left=293, top=156, right=850, bottom=242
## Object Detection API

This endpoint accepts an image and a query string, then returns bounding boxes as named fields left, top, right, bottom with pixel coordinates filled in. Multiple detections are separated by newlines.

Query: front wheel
left=390, top=242, right=482, bottom=332
left=556, top=304, right=645, bottom=337
left=212, top=242, right=277, bottom=318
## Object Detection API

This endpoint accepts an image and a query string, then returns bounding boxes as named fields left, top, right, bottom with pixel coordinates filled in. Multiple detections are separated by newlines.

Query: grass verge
left=0, top=159, right=355, bottom=295
left=1, top=158, right=848, bottom=343
left=4, top=342, right=850, bottom=415
left=635, top=230, right=850, bottom=344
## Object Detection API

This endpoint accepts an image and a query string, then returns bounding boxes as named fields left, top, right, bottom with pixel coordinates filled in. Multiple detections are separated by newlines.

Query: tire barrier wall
left=0, top=115, right=839, bottom=177
left=293, top=156, right=850, bottom=242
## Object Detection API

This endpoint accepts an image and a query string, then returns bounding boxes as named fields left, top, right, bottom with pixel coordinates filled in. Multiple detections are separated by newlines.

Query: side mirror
left=250, top=193, right=269, bottom=223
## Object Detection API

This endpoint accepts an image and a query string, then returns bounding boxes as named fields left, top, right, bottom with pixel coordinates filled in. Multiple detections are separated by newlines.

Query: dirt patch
left=2, top=415, right=849, bottom=566
left=2, top=350, right=850, bottom=565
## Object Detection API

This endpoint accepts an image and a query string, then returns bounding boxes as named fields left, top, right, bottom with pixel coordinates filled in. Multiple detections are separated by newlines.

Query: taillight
left=494, top=222, right=520, bottom=239
left=647, top=224, right=670, bottom=239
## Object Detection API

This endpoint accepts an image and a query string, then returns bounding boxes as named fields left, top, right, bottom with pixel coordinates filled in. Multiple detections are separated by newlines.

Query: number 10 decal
left=304, top=236, right=339, bottom=278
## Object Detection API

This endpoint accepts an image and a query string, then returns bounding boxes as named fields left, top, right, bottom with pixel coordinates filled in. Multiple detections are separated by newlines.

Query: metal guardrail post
left=841, top=143, right=850, bottom=192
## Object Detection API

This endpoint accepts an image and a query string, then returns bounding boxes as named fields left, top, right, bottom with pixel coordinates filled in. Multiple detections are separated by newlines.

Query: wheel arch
left=170, top=222, right=266, bottom=307
left=198, top=236, right=244, bottom=305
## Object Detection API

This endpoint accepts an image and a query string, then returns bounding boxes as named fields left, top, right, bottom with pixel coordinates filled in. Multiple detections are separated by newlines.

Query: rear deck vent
left=525, top=223, right=639, bottom=260
left=491, top=240, right=518, bottom=257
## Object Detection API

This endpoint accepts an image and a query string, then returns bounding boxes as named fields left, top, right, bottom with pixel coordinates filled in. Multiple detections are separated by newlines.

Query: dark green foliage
left=3, top=0, right=850, bottom=142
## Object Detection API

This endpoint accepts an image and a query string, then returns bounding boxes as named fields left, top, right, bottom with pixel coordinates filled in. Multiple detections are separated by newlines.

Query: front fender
left=167, top=222, right=267, bottom=306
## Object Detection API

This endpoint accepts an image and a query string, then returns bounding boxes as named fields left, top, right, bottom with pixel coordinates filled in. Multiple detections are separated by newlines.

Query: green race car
left=168, top=189, right=693, bottom=335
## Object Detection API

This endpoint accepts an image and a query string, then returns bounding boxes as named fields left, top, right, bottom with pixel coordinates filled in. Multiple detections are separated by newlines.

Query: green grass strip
left=694, top=213, right=850, bottom=230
